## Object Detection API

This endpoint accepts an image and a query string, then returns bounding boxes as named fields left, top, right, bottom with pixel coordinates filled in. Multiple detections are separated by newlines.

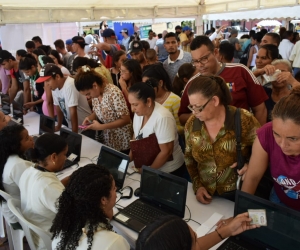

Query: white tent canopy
left=0, top=0, right=299, bottom=24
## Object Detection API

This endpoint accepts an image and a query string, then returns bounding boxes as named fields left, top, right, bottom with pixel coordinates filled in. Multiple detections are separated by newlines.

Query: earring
left=53, top=161, right=55, bottom=165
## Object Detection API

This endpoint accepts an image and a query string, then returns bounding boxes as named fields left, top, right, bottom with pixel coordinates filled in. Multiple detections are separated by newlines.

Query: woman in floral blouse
left=75, top=66, right=132, bottom=154
left=185, top=75, right=260, bottom=203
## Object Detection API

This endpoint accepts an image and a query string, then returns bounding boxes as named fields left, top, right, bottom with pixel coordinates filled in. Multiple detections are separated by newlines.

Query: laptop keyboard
left=63, top=159, right=76, bottom=169
left=220, top=241, right=248, bottom=250
left=123, top=200, right=167, bottom=223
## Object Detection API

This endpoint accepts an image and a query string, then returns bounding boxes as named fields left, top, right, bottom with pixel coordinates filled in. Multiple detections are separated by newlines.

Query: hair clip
left=145, top=80, right=154, bottom=88
left=82, top=65, right=90, bottom=72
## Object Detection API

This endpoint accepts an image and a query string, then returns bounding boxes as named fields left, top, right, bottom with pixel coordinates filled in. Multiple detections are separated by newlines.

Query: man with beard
left=128, top=41, right=148, bottom=70
left=163, top=32, right=192, bottom=83
left=178, top=36, right=268, bottom=126
left=175, top=25, right=182, bottom=37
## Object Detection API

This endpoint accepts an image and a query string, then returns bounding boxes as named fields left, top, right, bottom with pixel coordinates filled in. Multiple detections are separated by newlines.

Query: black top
left=264, top=87, right=276, bottom=122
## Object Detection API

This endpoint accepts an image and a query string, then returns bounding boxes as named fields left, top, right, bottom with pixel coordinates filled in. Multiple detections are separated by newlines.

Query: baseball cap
left=36, top=63, right=62, bottom=83
left=0, top=50, right=15, bottom=64
left=72, top=36, right=88, bottom=46
left=182, top=26, right=192, bottom=32
left=102, top=28, right=116, bottom=38
left=120, top=28, right=128, bottom=34
left=128, top=41, right=143, bottom=54
left=65, top=39, right=73, bottom=45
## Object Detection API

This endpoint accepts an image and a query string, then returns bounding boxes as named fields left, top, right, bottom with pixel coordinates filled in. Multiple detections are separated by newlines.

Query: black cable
left=184, top=205, right=201, bottom=226
left=126, top=171, right=138, bottom=176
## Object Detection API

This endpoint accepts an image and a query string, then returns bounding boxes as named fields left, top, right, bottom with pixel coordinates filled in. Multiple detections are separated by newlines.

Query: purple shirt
left=0, top=66, right=10, bottom=94
left=257, top=122, right=300, bottom=211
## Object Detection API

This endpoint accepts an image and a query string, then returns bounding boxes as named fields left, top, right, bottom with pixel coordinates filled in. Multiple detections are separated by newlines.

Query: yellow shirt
left=179, top=33, right=190, bottom=53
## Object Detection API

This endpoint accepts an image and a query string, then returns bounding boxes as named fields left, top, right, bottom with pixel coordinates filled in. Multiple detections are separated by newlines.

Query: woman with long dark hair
left=49, top=50, right=70, bottom=75
left=0, top=125, right=33, bottom=226
left=51, top=164, right=130, bottom=250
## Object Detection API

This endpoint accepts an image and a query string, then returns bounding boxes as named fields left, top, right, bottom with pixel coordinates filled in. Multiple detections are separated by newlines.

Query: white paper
left=196, top=212, right=224, bottom=237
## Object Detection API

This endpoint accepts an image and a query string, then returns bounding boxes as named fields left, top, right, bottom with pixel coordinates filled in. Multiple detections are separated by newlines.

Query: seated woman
left=0, top=111, right=11, bottom=130
left=242, top=86, right=300, bottom=210
left=172, top=63, right=199, bottom=97
left=0, top=125, right=33, bottom=227
left=252, top=44, right=279, bottom=86
left=185, top=75, right=260, bottom=203
left=142, top=64, right=183, bottom=135
left=72, top=56, right=113, bottom=84
left=75, top=66, right=132, bottom=154
left=264, top=59, right=296, bottom=122
left=136, top=213, right=259, bottom=250
left=19, top=133, right=68, bottom=248
left=128, top=82, right=185, bottom=175
left=51, top=164, right=130, bottom=250
left=19, top=53, right=44, bottom=114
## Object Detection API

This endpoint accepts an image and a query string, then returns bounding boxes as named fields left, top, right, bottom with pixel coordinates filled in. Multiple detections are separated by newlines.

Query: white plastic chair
left=7, top=198, right=52, bottom=250
left=0, top=190, right=24, bottom=250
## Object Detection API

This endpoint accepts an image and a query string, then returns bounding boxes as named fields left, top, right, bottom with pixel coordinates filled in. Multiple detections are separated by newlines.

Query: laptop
left=217, top=190, right=300, bottom=250
left=2, top=101, right=24, bottom=125
left=59, top=127, right=82, bottom=170
left=33, top=114, right=55, bottom=141
left=97, top=145, right=130, bottom=191
left=114, top=166, right=188, bottom=232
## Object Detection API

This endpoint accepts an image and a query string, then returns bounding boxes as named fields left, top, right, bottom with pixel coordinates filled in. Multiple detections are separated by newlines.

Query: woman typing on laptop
left=51, top=164, right=130, bottom=250
left=242, top=86, right=300, bottom=211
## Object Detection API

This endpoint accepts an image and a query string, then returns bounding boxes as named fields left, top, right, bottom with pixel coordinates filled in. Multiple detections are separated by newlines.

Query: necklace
left=156, top=91, right=169, bottom=104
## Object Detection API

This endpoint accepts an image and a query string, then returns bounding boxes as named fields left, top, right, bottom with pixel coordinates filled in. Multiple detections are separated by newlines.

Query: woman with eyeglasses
left=128, top=82, right=185, bottom=176
left=185, top=75, right=260, bottom=204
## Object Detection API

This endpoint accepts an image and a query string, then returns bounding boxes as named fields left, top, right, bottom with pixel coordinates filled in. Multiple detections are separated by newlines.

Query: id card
left=248, top=209, right=267, bottom=226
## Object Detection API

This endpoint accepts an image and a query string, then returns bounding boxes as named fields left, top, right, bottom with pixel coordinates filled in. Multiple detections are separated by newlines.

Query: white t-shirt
left=52, top=76, right=92, bottom=129
left=2, top=155, right=31, bottom=223
left=52, top=227, right=130, bottom=250
left=19, top=167, right=64, bottom=248
left=133, top=102, right=184, bottom=173
left=60, top=66, right=70, bottom=75
left=146, top=38, right=157, bottom=49
left=279, top=39, right=294, bottom=60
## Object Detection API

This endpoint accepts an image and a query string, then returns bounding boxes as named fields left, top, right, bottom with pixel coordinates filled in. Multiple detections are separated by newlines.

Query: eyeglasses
left=191, top=52, right=211, bottom=66
left=187, top=98, right=211, bottom=113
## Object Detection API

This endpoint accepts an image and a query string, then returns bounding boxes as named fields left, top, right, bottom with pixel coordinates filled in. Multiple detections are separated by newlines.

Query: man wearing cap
left=128, top=41, right=148, bottom=69
left=146, top=30, right=157, bottom=49
left=92, top=28, right=121, bottom=68
left=36, top=63, right=91, bottom=133
left=54, top=39, right=72, bottom=68
left=228, top=29, right=241, bottom=63
left=72, top=36, right=90, bottom=59
left=65, top=39, right=77, bottom=75
left=0, top=50, right=30, bottom=108
left=180, top=26, right=192, bottom=52
left=120, top=29, right=130, bottom=51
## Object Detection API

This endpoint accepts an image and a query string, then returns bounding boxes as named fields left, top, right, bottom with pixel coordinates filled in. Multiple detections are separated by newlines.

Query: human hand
left=227, top=212, right=260, bottom=236
left=263, top=65, right=276, bottom=75
left=82, top=117, right=93, bottom=126
left=84, top=120, right=103, bottom=131
left=131, top=166, right=142, bottom=174
left=230, top=162, right=248, bottom=181
left=196, top=187, right=212, bottom=204
left=119, top=77, right=127, bottom=91
left=55, top=125, right=61, bottom=132
left=23, top=102, right=34, bottom=109
left=276, top=71, right=294, bottom=84
left=216, top=217, right=234, bottom=230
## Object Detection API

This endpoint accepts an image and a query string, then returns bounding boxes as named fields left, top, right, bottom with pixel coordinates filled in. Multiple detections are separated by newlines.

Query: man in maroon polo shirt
left=178, top=36, right=268, bottom=126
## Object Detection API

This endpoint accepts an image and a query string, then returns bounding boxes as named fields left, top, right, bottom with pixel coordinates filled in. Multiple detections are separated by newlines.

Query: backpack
left=239, top=43, right=252, bottom=66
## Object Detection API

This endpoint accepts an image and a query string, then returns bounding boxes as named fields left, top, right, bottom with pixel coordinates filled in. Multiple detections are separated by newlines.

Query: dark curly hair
left=0, top=125, right=26, bottom=202
left=50, top=164, right=114, bottom=250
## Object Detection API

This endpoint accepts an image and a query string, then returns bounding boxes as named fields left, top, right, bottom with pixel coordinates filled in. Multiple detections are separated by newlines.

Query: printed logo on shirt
left=274, top=175, right=300, bottom=199
left=226, top=82, right=235, bottom=92
left=58, top=97, right=68, bottom=121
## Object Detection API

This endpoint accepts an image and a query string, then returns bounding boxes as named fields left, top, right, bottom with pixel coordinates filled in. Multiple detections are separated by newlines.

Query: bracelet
left=215, top=228, right=224, bottom=240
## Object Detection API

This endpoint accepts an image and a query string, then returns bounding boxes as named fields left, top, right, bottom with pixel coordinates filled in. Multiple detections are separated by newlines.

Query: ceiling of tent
left=0, top=0, right=298, bottom=24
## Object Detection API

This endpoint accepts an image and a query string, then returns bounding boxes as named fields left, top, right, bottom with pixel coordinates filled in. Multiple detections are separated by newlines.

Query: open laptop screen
left=97, top=146, right=129, bottom=190
left=59, top=128, right=82, bottom=161
left=140, top=167, right=187, bottom=218
left=235, top=191, right=300, bottom=250
left=39, top=115, right=55, bottom=134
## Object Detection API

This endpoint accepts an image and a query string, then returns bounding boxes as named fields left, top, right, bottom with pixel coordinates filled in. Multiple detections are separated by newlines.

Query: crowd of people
left=0, top=23, right=300, bottom=249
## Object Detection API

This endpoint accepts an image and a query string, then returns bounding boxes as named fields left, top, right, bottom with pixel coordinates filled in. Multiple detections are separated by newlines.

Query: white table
left=24, top=112, right=234, bottom=249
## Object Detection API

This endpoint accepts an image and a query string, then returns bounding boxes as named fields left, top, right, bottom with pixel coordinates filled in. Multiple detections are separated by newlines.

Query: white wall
left=0, top=22, right=78, bottom=54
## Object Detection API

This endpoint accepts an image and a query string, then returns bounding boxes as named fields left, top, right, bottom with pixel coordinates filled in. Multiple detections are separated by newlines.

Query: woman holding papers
left=184, top=75, right=260, bottom=204
left=128, top=82, right=185, bottom=176
left=242, top=86, right=300, bottom=211
left=51, top=164, right=130, bottom=250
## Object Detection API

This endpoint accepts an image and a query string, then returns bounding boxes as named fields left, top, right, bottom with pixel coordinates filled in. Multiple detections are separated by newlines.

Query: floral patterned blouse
left=92, top=83, right=132, bottom=151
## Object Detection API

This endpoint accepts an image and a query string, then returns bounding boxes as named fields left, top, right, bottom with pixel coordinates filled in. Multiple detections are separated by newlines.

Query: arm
left=23, top=80, right=31, bottom=105
left=87, top=114, right=131, bottom=130
left=247, top=47, right=254, bottom=68
left=69, top=106, right=78, bottom=133
left=45, top=84, right=55, bottom=118
left=251, top=102, right=267, bottom=125
left=150, top=141, right=174, bottom=169
left=171, top=96, right=184, bottom=134
left=242, top=137, right=269, bottom=194
left=9, top=78, right=18, bottom=103
left=179, top=113, right=192, bottom=125
left=23, top=99, right=43, bottom=109
left=93, top=42, right=112, bottom=52
left=253, top=64, right=276, bottom=77
left=55, top=105, right=63, bottom=132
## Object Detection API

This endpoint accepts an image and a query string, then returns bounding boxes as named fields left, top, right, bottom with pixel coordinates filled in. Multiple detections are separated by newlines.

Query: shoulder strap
left=234, top=108, right=245, bottom=171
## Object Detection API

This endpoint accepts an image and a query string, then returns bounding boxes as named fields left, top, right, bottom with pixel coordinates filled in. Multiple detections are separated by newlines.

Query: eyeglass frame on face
left=188, top=97, right=212, bottom=113
left=191, top=52, right=212, bottom=66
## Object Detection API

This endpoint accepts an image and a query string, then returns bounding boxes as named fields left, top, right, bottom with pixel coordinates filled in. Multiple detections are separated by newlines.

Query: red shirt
left=178, top=63, right=268, bottom=116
